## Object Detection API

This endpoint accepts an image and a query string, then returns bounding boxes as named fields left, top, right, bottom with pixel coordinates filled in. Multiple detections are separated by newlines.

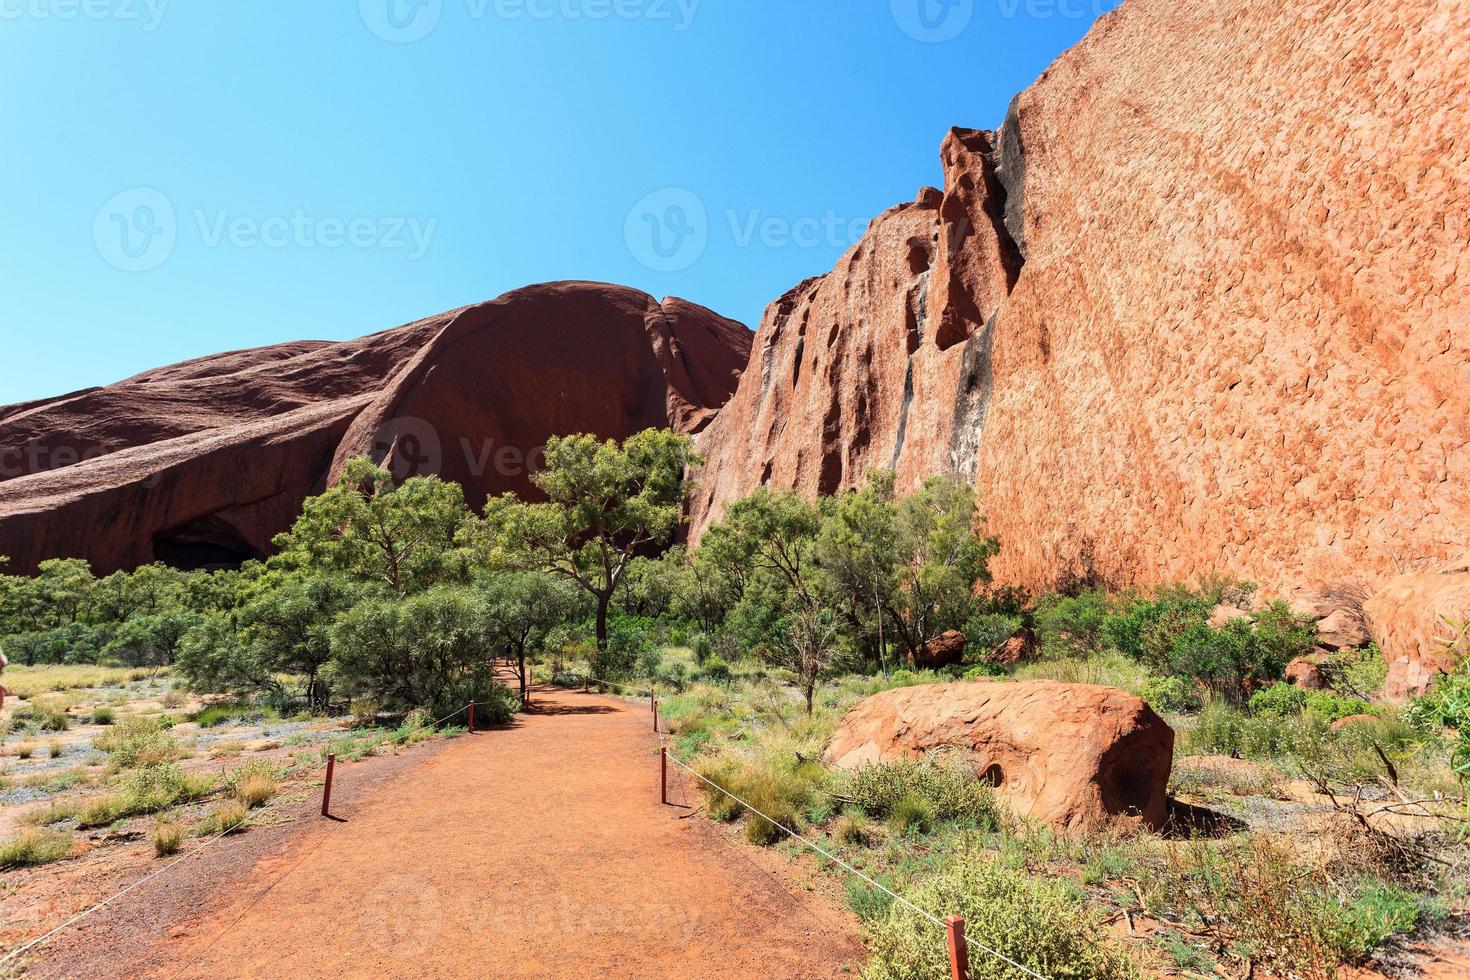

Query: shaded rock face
left=907, top=630, right=966, bottom=670
left=693, top=0, right=1469, bottom=684
left=824, top=681, right=1174, bottom=833
left=0, top=283, right=750, bottom=574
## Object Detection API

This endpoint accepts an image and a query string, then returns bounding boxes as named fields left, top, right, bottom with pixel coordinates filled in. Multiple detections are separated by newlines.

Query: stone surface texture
left=0, top=283, right=750, bottom=574
left=823, top=680, right=1175, bottom=832
left=691, top=0, right=1469, bottom=691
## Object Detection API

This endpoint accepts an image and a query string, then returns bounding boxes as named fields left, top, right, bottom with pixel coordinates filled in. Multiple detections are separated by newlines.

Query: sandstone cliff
left=689, top=0, right=1469, bottom=692
left=0, top=282, right=750, bottom=574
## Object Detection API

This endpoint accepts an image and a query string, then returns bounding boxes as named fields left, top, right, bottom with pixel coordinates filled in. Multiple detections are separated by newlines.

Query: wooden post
left=321, top=754, right=336, bottom=818
left=946, top=915, right=968, bottom=980
left=660, top=746, right=668, bottom=805
left=467, top=700, right=476, bottom=733
left=652, top=698, right=659, bottom=733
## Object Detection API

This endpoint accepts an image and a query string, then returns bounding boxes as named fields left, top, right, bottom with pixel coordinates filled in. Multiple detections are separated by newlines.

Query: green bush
left=0, top=828, right=75, bottom=869
left=1140, top=675, right=1201, bottom=714
left=1033, top=590, right=1112, bottom=657
left=700, top=656, right=732, bottom=684
left=90, top=706, right=116, bottom=725
left=1321, top=882, right=1437, bottom=964
left=1182, top=701, right=1246, bottom=756
left=1250, top=682, right=1307, bottom=718
left=1304, top=690, right=1374, bottom=724
left=864, top=852, right=1139, bottom=979
left=690, top=633, right=713, bottom=666
left=843, top=758, right=998, bottom=829
left=14, top=699, right=71, bottom=732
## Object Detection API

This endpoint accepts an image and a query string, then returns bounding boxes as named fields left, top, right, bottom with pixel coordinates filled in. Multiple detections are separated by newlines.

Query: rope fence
left=0, top=700, right=476, bottom=968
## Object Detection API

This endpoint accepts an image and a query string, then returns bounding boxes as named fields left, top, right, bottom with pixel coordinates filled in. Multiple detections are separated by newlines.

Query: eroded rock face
left=823, top=681, right=1174, bottom=832
left=908, top=630, right=966, bottom=670
left=1364, top=567, right=1470, bottom=698
left=692, top=0, right=1469, bottom=687
left=0, top=282, right=750, bottom=574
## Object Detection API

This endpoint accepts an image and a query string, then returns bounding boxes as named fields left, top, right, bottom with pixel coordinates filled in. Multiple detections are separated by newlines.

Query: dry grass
left=151, top=820, right=184, bottom=857
left=235, top=772, right=278, bottom=809
left=196, top=801, right=250, bottom=836
left=1, top=665, right=156, bottom=699
left=0, top=828, right=75, bottom=869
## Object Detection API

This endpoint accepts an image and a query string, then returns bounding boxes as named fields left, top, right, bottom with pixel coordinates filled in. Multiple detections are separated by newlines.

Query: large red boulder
left=0, top=283, right=750, bottom=574
left=823, top=681, right=1174, bottom=833
left=1364, top=567, right=1470, bottom=698
left=907, top=630, right=966, bottom=669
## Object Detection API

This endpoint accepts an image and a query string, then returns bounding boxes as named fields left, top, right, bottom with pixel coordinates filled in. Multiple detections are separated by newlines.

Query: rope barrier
left=0, top=701, right=474, bottom=966
left=663, top=749, right=1050, bottom=980
left=571, top=673, right=653, bottom=697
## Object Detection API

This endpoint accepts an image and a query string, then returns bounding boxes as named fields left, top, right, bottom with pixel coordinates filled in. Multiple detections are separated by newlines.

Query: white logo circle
left=624, top=188, right=708, bottom=273
left=360, top=0, right=442, bottom=43
left=891, top=0, right=974, bottom=42
left=372, top=416, right=443, bottom=480
left=93, top=188, right=176, bottom=273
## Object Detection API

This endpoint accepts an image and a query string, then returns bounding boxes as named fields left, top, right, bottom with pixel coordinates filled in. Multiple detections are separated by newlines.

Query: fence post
left=660, top=745, right=668, bottom=805
left=652, top=697, right=659, bottom=733
left=321, top=754, right=336, bottom=818
left=468, top=700, right=476, bottom=733
left=946, top=915, right=968, bottom=980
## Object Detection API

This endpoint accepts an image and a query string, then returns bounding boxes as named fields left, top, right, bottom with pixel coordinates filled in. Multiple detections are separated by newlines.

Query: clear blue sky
left=1, top=0, right=1113, bottom=404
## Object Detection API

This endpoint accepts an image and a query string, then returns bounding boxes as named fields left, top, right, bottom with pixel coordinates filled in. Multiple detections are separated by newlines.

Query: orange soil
left=147, top=686, right=864, bottom=978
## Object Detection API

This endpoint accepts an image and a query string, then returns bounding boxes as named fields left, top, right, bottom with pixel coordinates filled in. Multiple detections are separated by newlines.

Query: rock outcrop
left=0, top=283, right=750, bottom=574
left=693, top=0, right=1469, bottom=691
left=908, top=630, right=966, bottom=670
left=1364, top=566, right=1470, bottom=699
left=823, top=681, right=1174, bottom=832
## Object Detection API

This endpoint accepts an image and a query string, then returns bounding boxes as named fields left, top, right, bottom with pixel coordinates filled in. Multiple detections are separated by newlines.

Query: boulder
left=1208, top=605, right=1252, bottom=629
left=0, top=283, right=751, bottom=574
left=908, top=630, right=966, bottom=670
left=823, top=681, right=1174, bottom=833
left=985, top=626, right=1038, bottom=667
left=1364, top=568, right=1470, bottom=699
left=1315, top=608, right=1370, bottom=651
left=1329, top=713, right=1379, bottom=733
left=1285, top=658, right=1329, bottom=691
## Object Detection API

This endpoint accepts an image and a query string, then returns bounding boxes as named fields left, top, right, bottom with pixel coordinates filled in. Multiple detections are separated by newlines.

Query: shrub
left=694, top=755, right=823, bottom=845
left=846, top=879, right=895, bottom=922
left=95, top=717, right=180, bottom=770
left=0, top=828, right=75, bottom=869
left=1140, top=675, right=1201, bottom=714
left=833, top=808, right=870, bottom=846
left=1304, top=690, right=1374, bottom=724
left=151, top=820, right=184, bottom=857
left=196, top=801, right=250, bottom=836
left=22, top=801, right=79, bottom=827
left=15, top=743, right=36, bottom=760
left=90, top=706, right=116, bottom=725
left=1182, top=701, right=1246, bottom=756
left=962, top=613, right=1025, bottom=656
left=690, top=633, right=713, bottom=666
left=843, top=757, right=998, bottom=829
left=1250, top=682, right=1307, bottom=718
left=1033, top=590, right=1112, bottom=657
left=700, top=656, right=732, bottom=685
left=887, top=792, right=935, bottom=835
left=48, top=741, right=64, bottom=759
left=1322, top=882, right=1435, bottom=964
left=235, top=773, right=277, bottom=809
left=14, top=699, right=71, bottom=732
left=864, top=852, right=1139, bottom=979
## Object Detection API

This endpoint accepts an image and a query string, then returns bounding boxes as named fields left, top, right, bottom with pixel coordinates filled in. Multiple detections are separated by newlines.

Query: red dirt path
left=145, top=686, right=864, bottom=978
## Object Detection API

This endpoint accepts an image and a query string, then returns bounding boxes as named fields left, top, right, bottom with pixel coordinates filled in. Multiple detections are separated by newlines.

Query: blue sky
left=0, top=0, right=1113, bottom=404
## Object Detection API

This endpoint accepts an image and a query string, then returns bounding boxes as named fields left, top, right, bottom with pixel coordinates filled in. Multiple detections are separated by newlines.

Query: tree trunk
left=595, top=592, right=611, bottom=652
left=516, top=648, right=529, bottom=705
left=804, top=673, right=816, bottom=715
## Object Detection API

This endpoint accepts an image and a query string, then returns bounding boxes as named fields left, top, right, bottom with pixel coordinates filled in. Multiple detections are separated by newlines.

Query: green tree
left=817, top=472, right=902, bottom=675
left=472, top=429, right=699, bottom=652
left=236, top=572, right=366, bottom=707
left=477, top=572, right=585, bottom=703
left=101, top=611, right=201, bottom=668
left=273, top=458, right=470, bottom=596
left=329, top=585, right=506, bottom=716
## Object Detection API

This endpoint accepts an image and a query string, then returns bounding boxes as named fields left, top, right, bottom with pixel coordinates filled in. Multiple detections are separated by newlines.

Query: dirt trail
left=146, top=686, right=864, bottom=979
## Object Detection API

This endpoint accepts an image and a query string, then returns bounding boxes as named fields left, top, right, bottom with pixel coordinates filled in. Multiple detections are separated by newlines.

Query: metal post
left=468, top=700, right=476, bottom=733
left=321, top=754, right=336, bottom=818
left=946, top=915, right=968, bottom=980
left=660, top=746, right=668, bottom=805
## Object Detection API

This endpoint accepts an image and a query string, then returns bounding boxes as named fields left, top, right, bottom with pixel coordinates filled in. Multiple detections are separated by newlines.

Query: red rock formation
left=823, top=680, right=1174, bottom=832
left=0, top=283, right=749, bottom=574
left=692, top=0, right=1469, bottom=690
left=1364, top=566, right=1470, bottom=699
left=907, top=630, right=966, bottom=670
